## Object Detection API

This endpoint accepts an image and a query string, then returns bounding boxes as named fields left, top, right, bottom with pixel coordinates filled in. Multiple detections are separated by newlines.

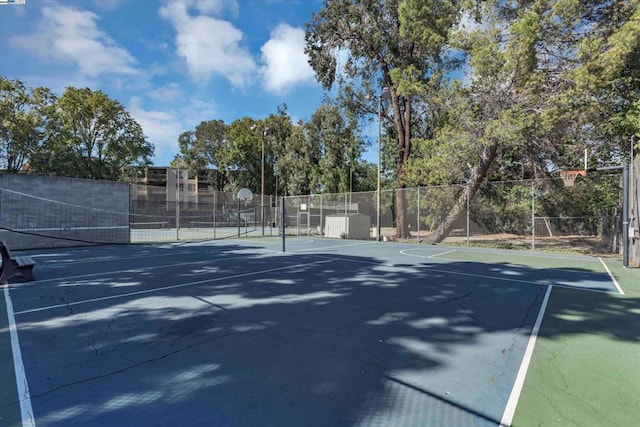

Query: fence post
left=531, top=179, right=535, bottom=251
left=320, top=194, right=324, bottom=236
left=176, top=170, right=180, bottom=240
left=213, top=191, right=217, bottom=239
left=281, top=196, right=286, bottom=252
left=417, top=187, right=421, bottom=243
left=466, top=184, right=470, bottom=247
left=622, top=160, right=630, bottom=267
left=344, top=192, right=348, bottom=239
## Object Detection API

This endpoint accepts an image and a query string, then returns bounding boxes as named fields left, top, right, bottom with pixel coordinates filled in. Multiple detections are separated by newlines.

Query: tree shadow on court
left=4, top=243, right=639, bottom=427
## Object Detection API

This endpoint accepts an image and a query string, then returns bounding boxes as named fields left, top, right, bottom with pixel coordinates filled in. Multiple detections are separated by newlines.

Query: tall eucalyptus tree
left=305, top=0, right=461, bottom=238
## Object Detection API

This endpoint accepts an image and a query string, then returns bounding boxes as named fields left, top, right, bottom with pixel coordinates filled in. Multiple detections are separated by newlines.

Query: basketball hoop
left=237, top=188, right=254, bottom=203
left=560, top=170, right=586, bottom=187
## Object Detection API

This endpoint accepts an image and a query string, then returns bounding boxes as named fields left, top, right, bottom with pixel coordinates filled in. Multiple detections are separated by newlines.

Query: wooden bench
left=0, top=241, right=35, bottom=285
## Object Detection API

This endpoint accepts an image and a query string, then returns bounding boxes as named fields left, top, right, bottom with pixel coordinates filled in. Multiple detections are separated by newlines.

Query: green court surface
left=429, top=247, right=605, bottom=268
left=0, top=241, right=638, bottom=426
left=429, top=251, right=640, bottom=425
left=511, top=259, right=640, bottom=427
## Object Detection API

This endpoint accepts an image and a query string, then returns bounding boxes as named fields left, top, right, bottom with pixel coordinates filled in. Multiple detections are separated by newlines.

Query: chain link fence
left=2, top=169, right=635, bottom=262
left=278, top=174, right=625, bottom=255
left=129, top=184, right=274, bottom=242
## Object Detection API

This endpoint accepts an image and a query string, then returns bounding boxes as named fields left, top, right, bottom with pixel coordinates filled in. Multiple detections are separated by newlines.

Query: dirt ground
left=442, top=234, right=614, bottom=256
left=392, top=228, right=618, bottom=257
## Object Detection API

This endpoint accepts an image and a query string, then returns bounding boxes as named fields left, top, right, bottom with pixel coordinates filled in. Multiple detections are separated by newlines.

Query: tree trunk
left=424, top=142, right=499, bottom=243
left=392, top=93, right=412, bottom=239
left=395, top=187, right=409, bottom=239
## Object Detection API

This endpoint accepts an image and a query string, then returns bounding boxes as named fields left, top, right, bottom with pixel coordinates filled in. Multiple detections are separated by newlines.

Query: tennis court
left=1, top=237, right=637, bottom=426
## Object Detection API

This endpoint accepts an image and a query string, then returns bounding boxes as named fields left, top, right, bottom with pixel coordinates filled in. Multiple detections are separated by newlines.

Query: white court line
left=17, top=260, right=216, bottom=285
left=15, top=252, right=279, bottom=286
left=32, top=250, right=200, bottom=267
left=306, top=253, right=617, bottom=294
left=400, top=249, right=457, bottom=259
left=15, top=258, right=332, bottom=316
left=33, top=246, right=276, bottom=267
left=291, top=241, right=374, bottom=253
left=598, top=257, right=625, bottom=295
left=500, top=285, right=553, bottom=427
left=398, top=249, right=618, bottom=294
left=440, top=246, right=602, bottom=262
left=4, top=286, right=36, bottom=427
left=419, top=265, right=616, bottom=294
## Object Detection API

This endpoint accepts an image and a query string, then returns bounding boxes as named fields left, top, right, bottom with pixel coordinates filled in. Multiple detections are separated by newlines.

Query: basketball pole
left=594, top=161, right=630, bottom=267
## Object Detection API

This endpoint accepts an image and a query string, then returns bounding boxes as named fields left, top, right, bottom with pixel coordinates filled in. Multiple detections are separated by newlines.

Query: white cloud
left=147, top=83, right=183, bottom=102
left=192, top=0, right=239, bottom=17
left=180, top=99, right=218, bottom=128
left=91, top=0, right=128, bottom=11
left=128, top=96, right=218, bottom=165
left=128, top=97, right=185, bottom=165
left=163, top=0, right=240, bottom=17
left=260, top=23, right=315, bottom=94
left=159, top=0, right=255, bottom=87
left=11, top=5, right=137, bottom=77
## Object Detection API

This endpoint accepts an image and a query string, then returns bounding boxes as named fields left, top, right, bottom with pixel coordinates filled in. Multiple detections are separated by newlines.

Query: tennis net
left=0, top=188, right=263, bottom=249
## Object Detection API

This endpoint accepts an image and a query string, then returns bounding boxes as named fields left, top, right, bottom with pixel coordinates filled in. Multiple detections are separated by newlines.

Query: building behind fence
left=1, top=166, right=638, bottom=266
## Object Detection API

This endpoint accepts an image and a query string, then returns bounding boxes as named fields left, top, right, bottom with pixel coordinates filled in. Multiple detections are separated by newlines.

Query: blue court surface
left=2, top=237, right=621, bottom=426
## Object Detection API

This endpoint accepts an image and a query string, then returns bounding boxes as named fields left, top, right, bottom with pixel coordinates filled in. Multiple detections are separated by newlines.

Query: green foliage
left=279, top=124, right=318, bottom=196
left=556, top=1, right=640, bottom=165
left=0, top=77, right=56, bottom=172
left=29, top=86, right=153, bottom=180
left=306, top=104, right=364, bottom=193
left=472, top=182, right=532, bottom=234
left=2, top=77, right=153, bottom=181
left=541, top=174, right=621, bottom=222
left=305, top=0, right=463, bottom=238
left=417, top=185, right=465, bottom=233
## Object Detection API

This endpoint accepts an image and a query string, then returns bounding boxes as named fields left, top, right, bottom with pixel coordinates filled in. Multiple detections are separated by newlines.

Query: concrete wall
left=0, top=174, right=130, bottom=250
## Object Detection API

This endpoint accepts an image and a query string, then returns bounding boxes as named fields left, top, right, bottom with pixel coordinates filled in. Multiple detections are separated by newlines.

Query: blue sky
left=0, top=0, right=350, bottom=166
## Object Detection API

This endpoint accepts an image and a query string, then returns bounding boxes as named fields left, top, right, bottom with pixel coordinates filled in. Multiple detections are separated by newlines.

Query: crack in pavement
left=24, top=331, right=238, bottom=402
left=59, top=297, right=73, bottom=315
left=442, top=291, right=473, bottom=304
left=490, top=286, right=546, bottom=395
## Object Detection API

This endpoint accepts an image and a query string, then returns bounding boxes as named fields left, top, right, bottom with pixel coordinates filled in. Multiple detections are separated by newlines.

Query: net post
left=128, top=184, right=132, bottom=244
left=270, top=194, right=273, bottom=237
